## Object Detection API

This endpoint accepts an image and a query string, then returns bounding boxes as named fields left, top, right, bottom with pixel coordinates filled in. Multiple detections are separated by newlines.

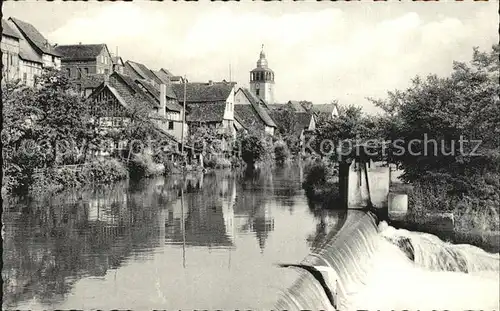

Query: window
left=168, top=121, right=174, bottom=130
left=23, top=73, right=27, bottom=82
left=84, top=68, right=89, bottom=75
left=76, top=84, right=81, bottom=92
left=66, top=68, right=71, bottom=77
left=77, top=68, right=81, bottom=78
left=255, top=89, right=260, bottom=96
left=104, top=69, right=109, bottom=74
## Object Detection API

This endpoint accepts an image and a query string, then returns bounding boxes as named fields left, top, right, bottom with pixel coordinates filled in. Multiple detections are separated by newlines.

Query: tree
left=2, top=69, right=91, bottom=192
left=371, top=44, right=499, bottom=183
left=240, top=133, right=267, bottom=168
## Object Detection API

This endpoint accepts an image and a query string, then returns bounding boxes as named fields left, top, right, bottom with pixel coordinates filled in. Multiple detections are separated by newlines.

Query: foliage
left=82, top=158, right=128, bottom=184
left=188, top=123, right=232, bottom=159
left=273, top=107, right=298, bottom=137
left=274, top=140, right=291, bottom=165
left=29, top=159, right=128, bottom=195
left=302, top=158, right=341, bottom=207
left=312, top=104, right=382, bottom=161
left=2, top=68, right=171, bottom=194
left=2, top=69, right=92, bottom=193
left=373, top=44, right=500, bottom=232
left=239, top=132, right=272, bottom=168
left=371, top=44, right=499, bottom=182
left=128, top=153, right=163, bottom=179
left=204, top=156, right=232, bottom=169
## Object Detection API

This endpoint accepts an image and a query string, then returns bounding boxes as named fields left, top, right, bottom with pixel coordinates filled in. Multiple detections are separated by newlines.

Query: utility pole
left=181, top=75, right=187, bottom=163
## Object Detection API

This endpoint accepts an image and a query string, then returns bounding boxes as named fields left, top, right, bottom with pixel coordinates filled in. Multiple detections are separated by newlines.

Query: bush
left=82, top=158, right=128, bottom=184
left=127, top=153, right=163, bottom=179
left=408, top=173, right=500, bottom=232
left=274, top=140, right=291, bottom=165
left=302, top=159, right=341, bottom=207
left=204, top=156, right=232, bottom=169
left=240, top=134, right=266, bottom=167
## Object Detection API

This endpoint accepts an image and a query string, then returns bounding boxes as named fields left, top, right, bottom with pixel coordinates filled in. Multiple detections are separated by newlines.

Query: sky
left=3, top=0, right=498, bottom=113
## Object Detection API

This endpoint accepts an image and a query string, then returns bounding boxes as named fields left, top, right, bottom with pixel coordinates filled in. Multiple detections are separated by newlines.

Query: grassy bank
left=390, top=175, right=500, bottom=252
left=28, top=158, right=129, bottom=196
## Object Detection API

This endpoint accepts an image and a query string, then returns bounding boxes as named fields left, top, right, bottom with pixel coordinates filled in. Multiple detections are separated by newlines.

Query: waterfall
left=275, top=212, right=500, bottom=311
left=379, top=221, right=500, bottom=272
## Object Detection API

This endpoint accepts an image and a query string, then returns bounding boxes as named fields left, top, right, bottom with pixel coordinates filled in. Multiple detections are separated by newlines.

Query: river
left=2, top=166, right=346, bottom=310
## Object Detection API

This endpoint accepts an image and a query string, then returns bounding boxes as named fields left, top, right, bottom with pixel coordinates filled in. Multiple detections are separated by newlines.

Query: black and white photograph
left=1, top=0, right=499, bottom=310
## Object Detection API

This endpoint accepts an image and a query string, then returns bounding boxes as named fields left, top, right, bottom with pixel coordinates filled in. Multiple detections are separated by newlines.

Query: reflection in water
left=3, top=165, right=340, bottom=310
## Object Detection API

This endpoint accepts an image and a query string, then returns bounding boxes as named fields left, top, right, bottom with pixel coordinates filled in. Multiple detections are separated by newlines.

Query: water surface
left=2, top=166, right=345, bottom=310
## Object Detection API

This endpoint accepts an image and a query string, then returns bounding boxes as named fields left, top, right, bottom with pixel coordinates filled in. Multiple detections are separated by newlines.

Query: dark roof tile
left=171, top=82, right=235, bottom=103
left=126, top=60, right=162, bottom=85
left=55, top=44, right=107, bottom=61
left=186, top=102, right=226, bottom=123
left=234, top=105, right=265, bottom=132
left=287, top=100, right=307, bottom=112
left=9, top=17, right=61, bottom=56
left=154, top=69, right=173, bottom=84
left=2, top=19, right=20, bottom=39
left=239, top=88, right=276, bottom=128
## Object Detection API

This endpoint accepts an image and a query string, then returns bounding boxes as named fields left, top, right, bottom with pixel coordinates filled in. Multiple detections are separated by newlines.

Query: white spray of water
left=276, top=213, right=500, bottom=311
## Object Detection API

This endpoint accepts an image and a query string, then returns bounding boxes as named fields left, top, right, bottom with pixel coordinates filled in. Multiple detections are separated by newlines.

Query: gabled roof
left=125, top=60, right=162, bottom=85
left=238, top=88, right=276, bottom=128
left=9, top=17, right=61, bottom=57
left=87, top=73, right=183, bottom=143
left=160, top=68, right=173, bottom=76
left=109, top=72, right=157, bottom=108
left=135, top=79, right=181, bottom=111
left=55, top=44, right=108, bottom=61
left=153, top=69, right=173, bottom=84
left=287, top=100, right=307, bottom=112
left=111, top=56, right=124, bottom=66
left=310, top=103, right=338, bottom=114
left=171, top=82, right=235, bottom=103
left=186, top=102, right=227, bottom=123
left=19, top=46, right=42, bottom=63
left=234, top=105, right=265, bottom=132
left=2, top=19, right=20, bottom=39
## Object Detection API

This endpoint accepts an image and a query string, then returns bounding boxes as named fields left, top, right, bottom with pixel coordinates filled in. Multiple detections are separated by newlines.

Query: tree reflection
left=306, top=202, right=348, bottom=252
left=2, top=178, right=180, bottom=309
left=2, top=167, right=305, bottom=308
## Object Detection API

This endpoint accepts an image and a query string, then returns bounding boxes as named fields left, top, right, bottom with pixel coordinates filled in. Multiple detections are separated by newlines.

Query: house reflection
left=164, top=174, right=236, bottom=249
left=162, top=173, right=276, bottom=253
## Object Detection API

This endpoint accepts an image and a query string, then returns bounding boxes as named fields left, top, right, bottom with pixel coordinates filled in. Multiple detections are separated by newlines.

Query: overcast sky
left=4, top=1, right=498, bottom=113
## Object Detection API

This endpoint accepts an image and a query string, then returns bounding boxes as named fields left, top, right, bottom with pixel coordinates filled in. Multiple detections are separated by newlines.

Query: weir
left=274, top=156, right=499, bottom=310
left=274, top=210, right=380, bottom=310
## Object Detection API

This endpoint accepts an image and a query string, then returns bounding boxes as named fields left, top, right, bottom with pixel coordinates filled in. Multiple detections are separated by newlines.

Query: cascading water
left=379, top=221, right=500, bottom=272
left=275, top=211, right=500, bottom=311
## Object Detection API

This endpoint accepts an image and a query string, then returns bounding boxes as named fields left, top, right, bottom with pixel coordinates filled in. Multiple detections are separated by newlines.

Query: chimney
left=159, top=84, right=167, bottom=117
left=79, top=42, right=82, bottom=45
left=208, top=80, right=213, bottom=86
left=103, top=74, right=109, bottom=85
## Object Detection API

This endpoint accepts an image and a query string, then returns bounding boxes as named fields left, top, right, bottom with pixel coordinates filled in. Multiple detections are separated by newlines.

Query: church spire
left=257, top=44, right=268, bottom=68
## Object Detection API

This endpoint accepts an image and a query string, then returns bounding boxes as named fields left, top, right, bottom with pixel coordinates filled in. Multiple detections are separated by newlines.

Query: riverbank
left=389, top=181, right=500, bottom=253
left=301, top=159, right=500, bottom=251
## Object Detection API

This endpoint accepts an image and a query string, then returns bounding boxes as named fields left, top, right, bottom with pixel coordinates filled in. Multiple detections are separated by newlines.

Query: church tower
left=250, top=45, right=275, bottom=105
